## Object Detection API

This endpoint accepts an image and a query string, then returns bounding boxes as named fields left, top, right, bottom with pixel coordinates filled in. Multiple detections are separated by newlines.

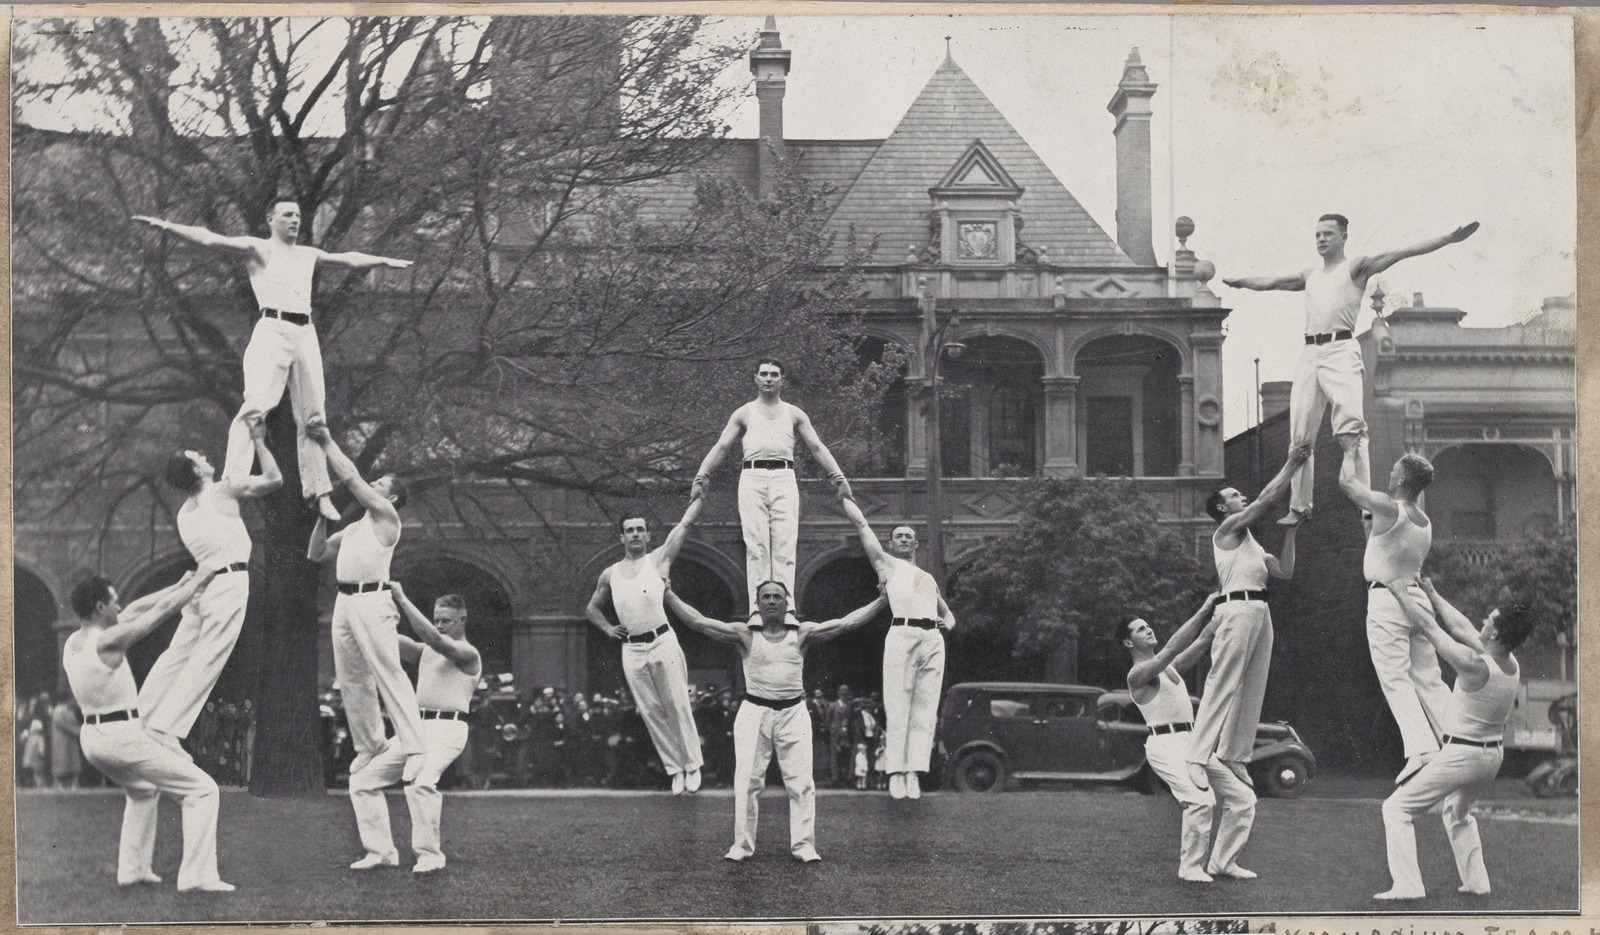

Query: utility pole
left=918, top=277, right=957, bottom=589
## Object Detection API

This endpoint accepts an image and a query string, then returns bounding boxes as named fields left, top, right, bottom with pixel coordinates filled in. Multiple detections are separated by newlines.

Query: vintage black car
left=937, top=682, right=1316, bottom=798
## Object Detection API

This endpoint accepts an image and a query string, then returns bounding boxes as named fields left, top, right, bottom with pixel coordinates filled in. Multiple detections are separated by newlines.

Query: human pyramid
left=59, top=203, right=1523, bottom=900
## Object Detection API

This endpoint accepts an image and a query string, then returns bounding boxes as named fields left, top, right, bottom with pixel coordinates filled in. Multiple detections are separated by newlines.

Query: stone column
left=1042, top=376, right=1079, bottom=476
left=1178, top=375, right=1195, bottom=476
left=906, top=376, right=930, bottom=478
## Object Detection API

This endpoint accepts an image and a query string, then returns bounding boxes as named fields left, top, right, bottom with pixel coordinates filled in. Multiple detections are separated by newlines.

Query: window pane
left=988, top=693, right=1034, bottom=718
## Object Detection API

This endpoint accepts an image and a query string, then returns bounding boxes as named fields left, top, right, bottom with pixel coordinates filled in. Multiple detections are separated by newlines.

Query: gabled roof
left=821, top=56, right=1132, bottom=267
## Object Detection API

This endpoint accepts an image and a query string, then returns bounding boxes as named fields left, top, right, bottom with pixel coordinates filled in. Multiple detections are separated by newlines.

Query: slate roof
left=819, top=55, right=1132, bottom=267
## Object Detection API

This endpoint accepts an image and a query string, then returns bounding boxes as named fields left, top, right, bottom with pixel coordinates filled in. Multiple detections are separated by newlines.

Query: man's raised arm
left=1337, top=435, right=1393, bottom=521
left=318, top=250, right=414, bottom=271
left=390, top=582, right=480, bottom=672
left=692, top=410, right=745, bottom=500
left=224, top=418, right=283, bottom=500
left=1264, top=525, right=1299, bottom=580
left=656, top=496, right=706, bottom=566
left=1220, top=445, right=1310, bottom=536
left=101, top=565, right=220, bottom=656
left=664, top=590, right=748, bottom=645
left=838, top=497, right=887, bottom=570
left=1127, top=594, right=1222, bottom=688
left=1353, top=223, right=1479, bottom=281
left=1418, top=577, right=1487, bottom=655
left=131, top=216, right=258, bottom=258
left=802, top=595, right=888, bottom=646
left=307, top=425, right=399, bottom=535
left=1383, top=580, right=1489, bottom=690
left=1222, top=271, right=1308, bottom=292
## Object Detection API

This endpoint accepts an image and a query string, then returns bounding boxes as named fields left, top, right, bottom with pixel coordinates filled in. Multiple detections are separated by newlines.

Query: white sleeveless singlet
left=63, top=631, right=139, bottom=715
left=335, top=515, right=397, bottom=584
left=415, top=645, right=480, bottom=713
left=741, top=402, right=796, bottom=461
left=744, top=628, right=804, bottom=699
left=248, top=242, right=320, bottom=314
left=611, top=560, right=669, bottom=632
left=1364, top=506, right=1432, bottom=585
left=1445, top=653, right=1520, bottom=742
left=1214, top=529, right=1269, bottom=592
left=1304, top=259, right=1363, bottom=335
left=1133, top=667, right=1195, bottom=727
left=885, top=559, right=939, bottom=620
left=178, top=488, right=252, bottom=566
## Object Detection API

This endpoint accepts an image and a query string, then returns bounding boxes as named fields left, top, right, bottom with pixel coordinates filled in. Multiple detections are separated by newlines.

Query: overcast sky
left=709, top=12, right=1577, bottom=436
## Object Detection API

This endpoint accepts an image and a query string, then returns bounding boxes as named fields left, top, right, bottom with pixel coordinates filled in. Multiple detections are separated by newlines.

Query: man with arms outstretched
left=139, top=417, right=282, bottom=756
left=1190, top=444, right=1310, bottom=838
left=346, top=584, right=481, bottom=873
left=693, top=360, right=851, bottom=615
left=584, top=496, right=707, bottom=795
left=667, top=581, right=887, bottom=863
left=1340, top=441, right=1452, bottom=786
left=838, top=495, right=954, bottom=800
left=133, top=202, right=413, bottom=521
left=1374, top=579, right=1531, bottom=900
left=1123, top=593, right=1256, bottom=883
left=305, top=426, right=425, bottom=780
left=1224, top=216, right=1478, bottom=525
left=63, top=566, right=234, bottom=893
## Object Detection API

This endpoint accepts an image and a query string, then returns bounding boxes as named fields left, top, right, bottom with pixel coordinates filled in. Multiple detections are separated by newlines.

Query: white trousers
left=881, top=627, right=945, bottom=773
left=349, top=720, right=469, bottom=863
left=137, top=572, right=249, bottom=740
left=332, top=592, right=425, bottom=757
left=729, top=700, right=815, bottom=859
left=80, top=721, right=223, bottom=889
left=1288, top=340, right=1368, bottom=514
left=621, top=632, right=703, bottom=775
left=1190, top=602, right=1274, bottom=765
left=1367, top=587, right=1452, bottom=758
left=223, top=316, right=331, bottom=500
left=1382, top=744, right=1501, bottom=896
left=738, top=468, right=799, bottom=610
left=1146, top=736, right=1258, bottom=876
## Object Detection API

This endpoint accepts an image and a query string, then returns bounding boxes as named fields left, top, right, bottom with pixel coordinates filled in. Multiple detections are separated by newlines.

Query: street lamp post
left=918, top=278, right=958, bottom=589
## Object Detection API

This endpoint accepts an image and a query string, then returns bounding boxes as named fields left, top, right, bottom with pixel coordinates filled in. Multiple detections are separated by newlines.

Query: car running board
left=1012, top=768, right=1143, bottom=782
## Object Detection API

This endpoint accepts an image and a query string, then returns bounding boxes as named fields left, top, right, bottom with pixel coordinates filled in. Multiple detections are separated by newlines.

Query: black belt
left=338, top=581, right=389, bottom=595
left=1219, top=590, right=1268, bottom=603
left=743, top=694, right=804, bottom=710
left=262, top=308, right=311, bottom=326
left=1370, top=580, right=1421, bottom=590
left=742, top=459, right=793, bottom=470
left=422, top=709, right=466, bottom=721
left=1443, top=735, right=1502, bottom=749
left=217, top=562, right=248, bottom=575
left=85, top=709, right=137, bottom=725
left=1149, top=722, right=1192, bottom=735
left=1305, top=330, right=1353, bottom=345
left=626, top=624, right=670, bottom=644
left=892, top=618, right=939, bottom=630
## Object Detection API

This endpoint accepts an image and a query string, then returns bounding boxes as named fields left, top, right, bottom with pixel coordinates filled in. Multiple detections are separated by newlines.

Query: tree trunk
left=246, top=402, right=326, bottom=796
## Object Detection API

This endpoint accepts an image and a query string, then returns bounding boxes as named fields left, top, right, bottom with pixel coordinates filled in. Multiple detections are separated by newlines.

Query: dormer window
left=928, top=139, right=1026, bottom=267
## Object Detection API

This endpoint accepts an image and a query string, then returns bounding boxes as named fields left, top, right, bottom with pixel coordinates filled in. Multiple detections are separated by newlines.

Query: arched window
left=988, top=383, right=1036, bottom=476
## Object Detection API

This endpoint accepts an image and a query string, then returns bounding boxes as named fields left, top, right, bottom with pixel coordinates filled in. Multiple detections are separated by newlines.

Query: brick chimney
left=749, top=16, right=791, bottom=200
left=1260, top=381, right=1293, bottom=422
left=1107, top=49, right=1157, bottom=266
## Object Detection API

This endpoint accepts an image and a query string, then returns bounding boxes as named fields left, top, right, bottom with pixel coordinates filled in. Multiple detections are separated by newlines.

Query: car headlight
left=500, top=723, right=521, bottom=742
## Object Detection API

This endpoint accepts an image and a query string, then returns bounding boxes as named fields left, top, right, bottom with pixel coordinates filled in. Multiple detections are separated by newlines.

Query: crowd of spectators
left=14, top=690, right=88, bottom=789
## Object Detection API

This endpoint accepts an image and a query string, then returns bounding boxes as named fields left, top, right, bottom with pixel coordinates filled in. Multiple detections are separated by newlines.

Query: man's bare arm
left=936, top=592, right=957, bottom=631
left=692, top=410, right=745, bottom=499
left=1337, top=436, right=1393, bottom=519
left=1219, top=445, right=1310, bottom=536
left=1383, top=580, right=1488, bottom=688
left=1264, top=525, right=1298, bottom=580
left=656, top=496, right=706, bottom=566
left=664, top=590, right=748, bottom=645
left=318, top=251, right=414, bottom=271
left=131, top=217, right=258, bottom=258
left=1126, top=594, right=1221, bottom=688
left=100, top=566, right=219, bottom=657
left=583, top=570, right=627, bottom=641
left=306, top=516, right=347, bottom=561
left=802, top=595, right=889, bottom=646
left=225, top=419, right=284, bottom=500
left=1418, top=577, right=1487, bottom=654
left=308, top=427, right=399, bottom=541
left=838, top=496, right=888, bottom=570
left=1222, top=271, right=1308, bottom=292
left=1353, top=223, right=1478, bottom=281
left=391, top=582, right=480, bottom=672
left=795, top=408, right=852, bottom=499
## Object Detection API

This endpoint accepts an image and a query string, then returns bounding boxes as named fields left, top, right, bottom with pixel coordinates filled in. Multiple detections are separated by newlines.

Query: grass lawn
left=14, top=786, right=1578, bottom=924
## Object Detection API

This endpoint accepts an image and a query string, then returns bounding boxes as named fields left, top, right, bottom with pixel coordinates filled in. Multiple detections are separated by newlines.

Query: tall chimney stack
left=749, top=16, right=792, bottom=200
left=1107, top=48, right=1158, bottom=266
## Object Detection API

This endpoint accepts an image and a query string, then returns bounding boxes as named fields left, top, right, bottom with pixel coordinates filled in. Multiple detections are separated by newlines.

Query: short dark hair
left=267, top=198, right=299, bottom=218
left=1205, top=490, right=1229, bottom=523
left=1493, top=602, right=1534, bottom=651
left=434, top=593, right=467, bottom=612
left=755, top=358, right=784, bottom=376
left=1395, top=454, right=1435, bottom=498
left=755, top=580, right=790, bottom=598
left=70, top=576, right=115, bottom=619
left=387, top=477, right=409, bottom=510
left=618, top=515, right=650, bottom=534
left=163, top=451, right=204, bottom=493
left=1119, top=619, right=1141, bottom=643
left=1318, top=213, right=1349, bottom=235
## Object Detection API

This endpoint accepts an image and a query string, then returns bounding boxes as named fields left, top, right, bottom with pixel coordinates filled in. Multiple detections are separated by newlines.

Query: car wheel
left=952, top=750, right=1007, bottom=793
left=1259, top=755, right=1311, bottom=798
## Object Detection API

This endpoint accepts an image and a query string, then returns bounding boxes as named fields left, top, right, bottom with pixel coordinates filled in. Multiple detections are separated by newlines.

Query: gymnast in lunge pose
left=1224, top=215, right=1477, bottom=526
left=133, top=202, right=413, bottom=522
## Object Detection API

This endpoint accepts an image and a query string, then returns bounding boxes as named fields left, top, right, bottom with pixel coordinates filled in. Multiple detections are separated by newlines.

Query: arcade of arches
left=1427, top=443, right=1560, bottom=541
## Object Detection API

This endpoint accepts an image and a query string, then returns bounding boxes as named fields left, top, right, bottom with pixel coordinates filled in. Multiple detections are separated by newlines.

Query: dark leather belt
left=262, top=308, right=311, bottom=326
left=1149, top=722, right=1192, bottom=735
left=744, top=694, right=804, bottom=710
left=742, top=459, right=793, bottom=470
left=892, top=617, right=939, bottom=630
left=338, top=581, right=389, bottom=595
left=1220, top=590, right=1268, bottom=603
left=1305, top=330, right=1353, bottom=345
left=626, top=624, right=670, bottom=644
left=1370, top=580, right=1421, bottom=590
left=217, top=562, right=248, bottom=575
left=422, top=709, right=466, bottom=721
left=1444, top=735, right=1502, bottom=749
left=85, top=709, right=137, bottom=725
